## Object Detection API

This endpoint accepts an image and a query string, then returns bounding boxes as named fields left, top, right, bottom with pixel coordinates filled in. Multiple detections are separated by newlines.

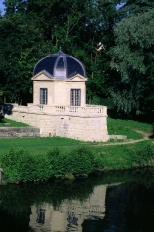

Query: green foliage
left=0, top=0, right=121, bottom=104
left=1, top=141, right=154, bottom=183
left=119, top=0, right=154, bottom=15
left=109, top=8, right=154, bottom=114
left=2, top=166, right=154, bottom=223
left=131, top=142, right=154, bottom=166
left=0, top=145, right=102, bottom=182
left=1, top=0, right=154, bottom=115
left=47, top=148, right=68, bottom=177
left=47, top=146, right=102, bottom=177
left=0, top=12, right=52, bottom=104
left=1, top=148, right=53, bottom=182
left=67, top=146, right=96, bottom=176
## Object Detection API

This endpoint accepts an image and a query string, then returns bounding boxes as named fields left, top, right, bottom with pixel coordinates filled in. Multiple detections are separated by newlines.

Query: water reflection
left=1, top=168, right=154, bottom=232
left=29, top=185, right=107, bottom=231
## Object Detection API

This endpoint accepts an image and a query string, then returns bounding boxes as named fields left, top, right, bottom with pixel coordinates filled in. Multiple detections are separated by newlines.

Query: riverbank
left=0, top=117, right=153, bottom=183
left=0, top=139, right=154, bottom=184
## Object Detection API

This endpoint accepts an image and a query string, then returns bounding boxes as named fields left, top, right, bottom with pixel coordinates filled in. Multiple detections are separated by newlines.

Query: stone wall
left=0, top=127, right=40, bottom=138
left=4, top=104, right=109, bottom=142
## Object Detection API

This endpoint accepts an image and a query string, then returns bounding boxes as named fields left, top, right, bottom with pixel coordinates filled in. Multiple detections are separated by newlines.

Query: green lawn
left=107, top=117, right=152, bottom=140
left=0, top=117, right=153, bottom=156
left=0, top=118, right=30, bottom=127
left=90, top=140, right=152, bottom=169
left=0, top=137, right=83, bottom=155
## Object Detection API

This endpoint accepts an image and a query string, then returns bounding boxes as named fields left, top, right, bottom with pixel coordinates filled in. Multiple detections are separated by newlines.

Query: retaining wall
left=4, top=103, right=109, bottom=142
left=0, top=127, right=40, bottom=138
left=5, top=112, right=109, bottom=141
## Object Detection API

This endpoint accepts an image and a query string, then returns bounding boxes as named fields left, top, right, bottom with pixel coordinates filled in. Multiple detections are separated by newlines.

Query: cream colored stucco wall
left=33, top=80, right=54, bottom=105
left=32, top=73, right=86, bottom=107
left=52, top=80, right=86, bottom=106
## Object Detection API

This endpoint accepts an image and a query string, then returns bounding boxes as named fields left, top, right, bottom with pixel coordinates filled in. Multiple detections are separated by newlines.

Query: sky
left=0, top=0, right=5, bottom=15
left=0, top=1, right=125, bottom=15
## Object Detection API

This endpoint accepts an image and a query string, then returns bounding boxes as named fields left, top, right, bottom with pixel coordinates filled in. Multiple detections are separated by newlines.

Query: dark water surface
left=1, top=169, right=154, bottom=232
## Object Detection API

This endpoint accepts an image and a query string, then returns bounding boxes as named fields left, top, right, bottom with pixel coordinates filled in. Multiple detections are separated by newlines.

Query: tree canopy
left=0, top=0, right=154, bottom=118
left=110, top=8, right=154, bottom=114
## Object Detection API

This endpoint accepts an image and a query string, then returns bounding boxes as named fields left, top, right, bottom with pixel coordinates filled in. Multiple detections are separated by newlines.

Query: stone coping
left=109, top=135, right=127, bottom=140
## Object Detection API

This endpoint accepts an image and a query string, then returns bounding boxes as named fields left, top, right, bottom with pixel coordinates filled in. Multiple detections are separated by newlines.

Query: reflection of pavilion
left=29, top=185, right=107, bottom=231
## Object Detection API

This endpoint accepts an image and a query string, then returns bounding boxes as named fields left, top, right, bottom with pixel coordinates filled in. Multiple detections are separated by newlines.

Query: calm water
left=1, top=169, right=154, bottom=232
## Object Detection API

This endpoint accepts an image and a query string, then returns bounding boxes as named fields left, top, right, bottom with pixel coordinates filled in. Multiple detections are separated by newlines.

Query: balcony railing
left=12, top=104, right=107, bottom=116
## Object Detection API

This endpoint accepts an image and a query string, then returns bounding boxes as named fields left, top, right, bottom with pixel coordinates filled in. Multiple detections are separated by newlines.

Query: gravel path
left=100, top=130, right=152, bottom=146
left=102, top=138, right=149, bottom=146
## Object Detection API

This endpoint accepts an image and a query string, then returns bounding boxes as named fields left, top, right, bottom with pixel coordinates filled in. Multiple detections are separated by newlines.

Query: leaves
left=1, top=0, right=154, bottom=114
left=109, top=8, right=154, bottom=113
left=0, top=0, right=118, bottom=104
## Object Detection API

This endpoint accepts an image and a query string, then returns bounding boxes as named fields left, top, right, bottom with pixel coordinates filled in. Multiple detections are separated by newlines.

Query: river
left=0, top=168, right=154, bottom=232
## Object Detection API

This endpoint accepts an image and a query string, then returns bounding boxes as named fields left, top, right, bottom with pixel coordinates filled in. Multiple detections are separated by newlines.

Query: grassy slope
left=91, top=140, right=152, bottom=170
left=0, top=118, right=29, bottom=127
left=107, top=117, right=152, bottom=140
left=0, top=137, right=82, bottom=155
left=0, top=117, right=153, bottom=156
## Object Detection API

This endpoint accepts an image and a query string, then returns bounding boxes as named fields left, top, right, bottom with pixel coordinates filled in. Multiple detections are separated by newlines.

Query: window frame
left=70, top=89, right=81, bottom=106
left=40, top=88, right=48, bottom=105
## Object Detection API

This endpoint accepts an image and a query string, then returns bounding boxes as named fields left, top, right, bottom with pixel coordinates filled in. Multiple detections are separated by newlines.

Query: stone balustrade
left=12, top=104, right=108, bottom=116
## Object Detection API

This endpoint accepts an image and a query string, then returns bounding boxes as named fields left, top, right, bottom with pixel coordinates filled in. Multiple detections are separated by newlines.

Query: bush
left=47, top=146, right=103, bottom=177
left=137, top=143, right=154, bottom=166
left=1, top=148, right=22, bottom=181
left=47, top=148, right=68, bottom=177
left=129, top=143, right=154, bottom=167
left=1, top=148, right=53, bottom=182
left=1, top=143, right=154, bottom=183
left=67, top=146, right=95, bottom=177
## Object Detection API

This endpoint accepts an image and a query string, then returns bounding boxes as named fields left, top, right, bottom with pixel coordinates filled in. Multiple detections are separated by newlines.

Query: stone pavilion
left=5, top=50, right=109, bottom=142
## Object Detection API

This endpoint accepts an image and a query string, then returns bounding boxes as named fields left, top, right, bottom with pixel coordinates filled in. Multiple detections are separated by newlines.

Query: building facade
left=5, top=50, right=109, bottom=142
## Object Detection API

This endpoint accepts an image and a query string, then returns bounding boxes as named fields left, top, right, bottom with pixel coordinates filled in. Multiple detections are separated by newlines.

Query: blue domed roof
left=33, top=50, right=86, bottom=79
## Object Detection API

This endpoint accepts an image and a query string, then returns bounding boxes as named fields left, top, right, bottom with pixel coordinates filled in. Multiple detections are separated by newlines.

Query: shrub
left=47, top=148, right=67, bottom=177
left=136, top=143, right=154, bottom=166
left=1, top=148, right=53, bottom=182
left=17, top=153, right=52, bottom=182
left=128, top=143, right=154, bottom=167
left=1, top=148, right=22, bottom=181
left=67, top=146, right=95, bottom=177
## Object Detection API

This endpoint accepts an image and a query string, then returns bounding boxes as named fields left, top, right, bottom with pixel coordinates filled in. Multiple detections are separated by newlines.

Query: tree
left=2, top=0, right=130, bottom=105
left=1, top=0, right=117, bottom=104
left=119, top=0, right=154, bottom=15
left=109, top=8, right=154, bottom=114
left=0, top=13, right=52, bottom=104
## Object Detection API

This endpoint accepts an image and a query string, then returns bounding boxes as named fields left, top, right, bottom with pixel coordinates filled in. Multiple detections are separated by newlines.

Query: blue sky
left=0, top=0, right=5, bottom=14
left=0, top=1, right=124, bottom=15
